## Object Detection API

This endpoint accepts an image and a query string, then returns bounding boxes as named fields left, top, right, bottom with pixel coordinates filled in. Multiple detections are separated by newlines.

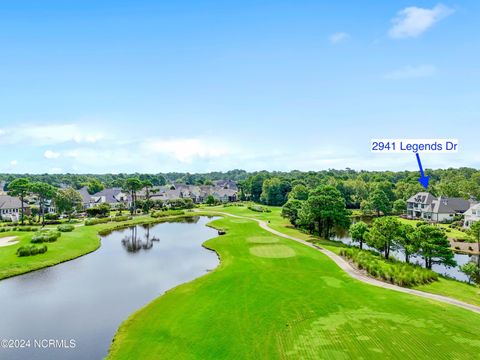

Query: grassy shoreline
left=0, top=213, right=200, bottom=281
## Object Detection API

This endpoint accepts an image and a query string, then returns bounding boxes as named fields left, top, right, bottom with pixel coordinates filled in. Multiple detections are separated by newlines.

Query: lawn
left=397, top=217, right=470, bottom=241
left=108, top=212, right=480, bottom=359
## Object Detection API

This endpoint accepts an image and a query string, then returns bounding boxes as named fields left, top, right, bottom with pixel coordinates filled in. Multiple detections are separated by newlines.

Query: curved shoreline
left=107, top=217, right=223, bottom=358
left=0, top=214, right=200, bottom=282
left=200, top=210, right=480, bottom=314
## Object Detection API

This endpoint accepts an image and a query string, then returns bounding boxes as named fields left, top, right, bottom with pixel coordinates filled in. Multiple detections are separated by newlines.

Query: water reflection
left=121, top=226, right=160, bottom=252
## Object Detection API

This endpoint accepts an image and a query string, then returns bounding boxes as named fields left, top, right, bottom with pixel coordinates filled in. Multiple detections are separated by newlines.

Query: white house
left=406, top=192, right=473, bottom=223
left=464, top=203, right=480, bottom=228
left=0, top=195, right=29, bottom=221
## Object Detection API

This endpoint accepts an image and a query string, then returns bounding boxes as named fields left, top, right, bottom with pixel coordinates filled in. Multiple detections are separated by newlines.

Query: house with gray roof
left=78, top=186, right=94, bottom=209
left=213, top=180, right=238, bottom=191
left=0, top=195, right=29, bottom=221
left=90, top=188, right=131, bottom=208
left=407, top=192, right=474, bottom=223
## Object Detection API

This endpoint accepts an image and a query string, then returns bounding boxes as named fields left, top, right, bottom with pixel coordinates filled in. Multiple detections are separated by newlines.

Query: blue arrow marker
left=416, top=153, right=430, bottom=189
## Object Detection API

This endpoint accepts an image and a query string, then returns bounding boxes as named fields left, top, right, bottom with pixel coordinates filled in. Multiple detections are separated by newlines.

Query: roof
left=430, top=197, right=471, bottom=214
left=213, top=180, right=238, bottom=190
left=78, top=186, right=93, bottom=204
left=91, top=188, right=131, bottom=204
left=407, top=192, right=436, bottom=204
left=408, top=192, right=472, bottom=214
left=0, top=195, right=29, bottom=210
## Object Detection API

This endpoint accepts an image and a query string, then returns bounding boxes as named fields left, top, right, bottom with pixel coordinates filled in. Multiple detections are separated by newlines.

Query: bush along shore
left=340, top=247, right=438, bottom=287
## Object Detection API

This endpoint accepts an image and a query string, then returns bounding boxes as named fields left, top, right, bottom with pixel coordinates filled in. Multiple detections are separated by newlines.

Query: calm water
left=335, top=225, right=476, bottom=282
left=0, top=216, right=219, bottom=360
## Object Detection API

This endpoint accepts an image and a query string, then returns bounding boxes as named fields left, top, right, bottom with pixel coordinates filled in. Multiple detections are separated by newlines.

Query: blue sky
left=0, top=1, right=478, bottom=173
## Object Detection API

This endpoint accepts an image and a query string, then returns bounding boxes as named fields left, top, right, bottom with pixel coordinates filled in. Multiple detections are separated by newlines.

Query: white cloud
left=44, top=150, right=60, bottom=159
left=141, top=138, right=230, bottom=163
left=10, top=160, right=17, bottom=166
left=389, top=4, right=454, bottom=39
left=384, top=65, right=437, bottom=80
left=0, top=123, right=104, bottom=145
left=329, top=32, right=350, bottom=44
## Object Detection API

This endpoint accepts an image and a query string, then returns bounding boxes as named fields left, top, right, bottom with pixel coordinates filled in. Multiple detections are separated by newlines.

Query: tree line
left=2, top=167, right=479, bottom=206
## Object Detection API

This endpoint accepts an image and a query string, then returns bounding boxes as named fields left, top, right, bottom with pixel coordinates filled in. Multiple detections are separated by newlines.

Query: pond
left=0, top=216, right=220, bottom=360
left=335, top=225, right=477, bottom=282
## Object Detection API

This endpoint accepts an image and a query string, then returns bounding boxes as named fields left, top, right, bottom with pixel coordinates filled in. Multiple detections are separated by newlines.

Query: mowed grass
left=0, top=227, right=101, bottom=280
left=397, top=217, right=470, bottom=241
left=208, top=205, right=480, bottom=307
left=108, top=215, right=480, bottom=359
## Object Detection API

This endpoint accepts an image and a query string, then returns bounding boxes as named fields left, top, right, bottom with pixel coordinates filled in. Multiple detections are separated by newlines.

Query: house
left=211, top=188, right=238, bottom=202
left=0, top=195, right=30, bottom=221
left=213, top=180, right=238, bottom=191
left=407, top=192, right=473, bottom=223
left=90, top=188, right=131, bottom=208
left=78, top=186, right=94, bottom=209
left=464, top=203, right=480, bottom=228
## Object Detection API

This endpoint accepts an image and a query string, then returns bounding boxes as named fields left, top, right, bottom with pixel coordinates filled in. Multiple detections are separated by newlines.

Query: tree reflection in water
left=121, top=225, right=160, bottom=252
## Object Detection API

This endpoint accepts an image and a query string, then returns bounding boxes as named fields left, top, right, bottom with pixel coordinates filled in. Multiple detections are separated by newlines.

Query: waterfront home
left=407, top=192, right=473, bottom=223
left=0, top=195, right=29, bottom=221
left=464, top=203, right=480, bottom=228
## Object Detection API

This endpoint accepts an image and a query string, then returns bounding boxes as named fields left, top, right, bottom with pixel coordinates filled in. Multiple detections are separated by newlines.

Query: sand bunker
left=0, top=236, right=19, bottom=247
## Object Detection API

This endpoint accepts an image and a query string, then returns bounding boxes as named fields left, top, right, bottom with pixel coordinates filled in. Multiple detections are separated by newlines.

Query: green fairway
left=108, top=213, right=480, bottom=359
left=206, top=205, right=480, bottom=307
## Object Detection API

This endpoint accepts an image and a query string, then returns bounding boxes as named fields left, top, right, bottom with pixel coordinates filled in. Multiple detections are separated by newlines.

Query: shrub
left=112, top=215, right=130, bottom=222
left=339, top=247, right=438, bottom=287
left=57, top=224, right=75, bottom=232
left=45, top=213, right=59, bottom=220
left=151, top=210, right=185, bottom=218
left=248, top=205, right=271, bottom=213
left=222, top=203, right=244, bottom=207
left=17, top=244, right=48, bottom=257
left=85, top=217, right=110, bottom=226
left=44, top=220, right=62, bottom=225
left=16, top=226, right=39, bottom=232
left=31, top=230, right=61, bottom=243
left=85, top=216, right=132, bottom=226
left=86, top=203, right=111, bottom=217
left=165, top=198, right=195, bottom=210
